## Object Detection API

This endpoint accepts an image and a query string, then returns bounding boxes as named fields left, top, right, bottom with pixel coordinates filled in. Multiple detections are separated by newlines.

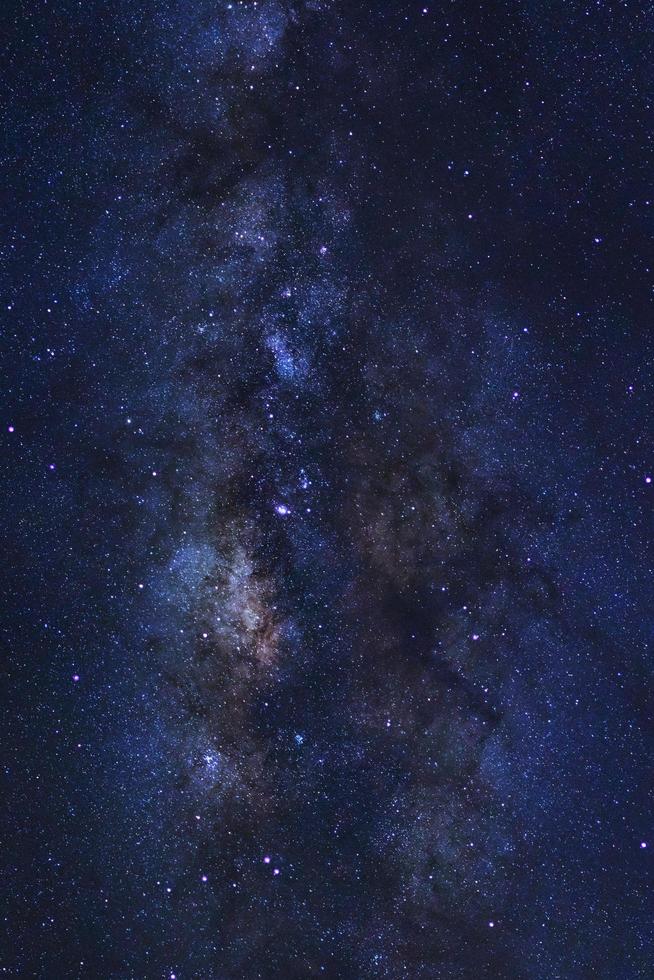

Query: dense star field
left=2, top=1, right=654, bottom=977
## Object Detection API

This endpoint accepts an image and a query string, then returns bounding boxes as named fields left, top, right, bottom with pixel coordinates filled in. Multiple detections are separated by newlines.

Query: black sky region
left=2, top=1, right=654, bottom=978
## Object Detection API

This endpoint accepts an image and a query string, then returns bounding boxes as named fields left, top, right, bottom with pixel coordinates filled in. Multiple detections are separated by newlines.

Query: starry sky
left=2, top=1, right=654, bottom=978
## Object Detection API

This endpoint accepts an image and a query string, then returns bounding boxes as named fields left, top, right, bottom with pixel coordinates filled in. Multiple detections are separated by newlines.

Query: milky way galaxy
left=2, top=1, right=654, bottom=978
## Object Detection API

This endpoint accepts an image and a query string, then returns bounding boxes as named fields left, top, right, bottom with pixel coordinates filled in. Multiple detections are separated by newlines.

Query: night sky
left=2, top=2, right=654, bottom=977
